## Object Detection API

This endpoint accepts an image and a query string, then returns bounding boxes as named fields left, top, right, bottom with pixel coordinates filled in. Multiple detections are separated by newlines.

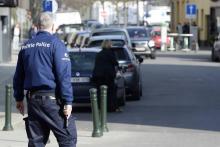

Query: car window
left=128, top=49, right=136, bottom=61
left=69, top=52, right=96, bottom=72
left=127, top=28, right=149, bottom=38
left=88, top=40, right=125, bottom=48
left=87, top=40, right=103, bottom=47
left=112, top=48, right=130, bottom=61
left=92, top=31, right=125, bottom=36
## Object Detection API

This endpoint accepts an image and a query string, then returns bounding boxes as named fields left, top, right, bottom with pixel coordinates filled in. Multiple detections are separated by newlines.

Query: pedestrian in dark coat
left=13, top=12, right=77, bottom=147
left=92, top=40, right=120, bottom=112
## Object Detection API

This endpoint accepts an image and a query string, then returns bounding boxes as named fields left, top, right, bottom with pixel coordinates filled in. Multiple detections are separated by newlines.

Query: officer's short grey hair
left=38, top=12, right=55, bottom=30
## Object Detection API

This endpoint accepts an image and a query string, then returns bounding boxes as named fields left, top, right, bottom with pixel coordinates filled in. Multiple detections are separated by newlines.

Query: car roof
left=126, top=26, right=147, bottom=29
left=68, top=47, right=101, bottom=53
left=91, top=27, right=127, bottom=33
left=76, top=31, right=90, bottom=35
left=89, top=35, right=126, bottom=41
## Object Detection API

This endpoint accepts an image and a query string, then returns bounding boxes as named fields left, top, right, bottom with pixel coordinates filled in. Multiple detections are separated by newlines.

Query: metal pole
left=136, top=0, right=140, bottom=26
left=89, top=88, right=103, bottom=137
left=3, top=84, right=13, bottom=131
left=100, top=85, right=109, bottom=132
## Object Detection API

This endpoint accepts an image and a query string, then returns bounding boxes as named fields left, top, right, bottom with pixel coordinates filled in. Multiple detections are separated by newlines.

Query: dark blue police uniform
left=13, top=31, right=77, bottom=147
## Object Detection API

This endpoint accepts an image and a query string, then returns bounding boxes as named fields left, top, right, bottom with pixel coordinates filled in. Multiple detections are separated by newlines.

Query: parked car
left=67, top=31, right=90, bottom=48
left=90, top=27, right=133, bottom=50
left=211, top=35, right=220, bottom=62
left=74, top=32, right=90, bottom=48
left=68, top=48, right=126, bottom=110
left=126, top=26, right=156, bottom=59
left=87, top=35, right=143, bottom=100
left=87, top=35, right=126, bottom=48
left=55, top=23, right=83, bottom=43
left=151, top=27, right=170, bottom=49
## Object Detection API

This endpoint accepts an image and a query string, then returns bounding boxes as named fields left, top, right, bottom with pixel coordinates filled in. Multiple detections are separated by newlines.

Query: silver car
left=90, top=27, right=133, bottom=50
left=126, top=26, right=156, bottom=59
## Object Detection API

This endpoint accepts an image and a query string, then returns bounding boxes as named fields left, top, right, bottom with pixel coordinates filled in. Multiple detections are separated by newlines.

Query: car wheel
left=211, top=48, right=218, bottom=62
left=150, top=53, right=156, bottom=59
left=132, top=82, right=141, bottom=100
left=118, top=87, right=126, bottom=106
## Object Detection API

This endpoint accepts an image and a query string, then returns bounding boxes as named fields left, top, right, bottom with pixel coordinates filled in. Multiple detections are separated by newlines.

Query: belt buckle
left=49, top=96, right=56, bottom=100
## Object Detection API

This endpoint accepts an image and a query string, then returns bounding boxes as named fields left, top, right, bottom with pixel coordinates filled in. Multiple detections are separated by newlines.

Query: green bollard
left=3, top=84, right=13, bottom=131
left=89, top=88, right=103, bottom=137
left=100, top=85, right=109, bottom=132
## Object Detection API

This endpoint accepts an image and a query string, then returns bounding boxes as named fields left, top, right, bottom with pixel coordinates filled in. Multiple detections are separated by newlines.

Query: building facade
left=170, top=0, right=212, bottom=45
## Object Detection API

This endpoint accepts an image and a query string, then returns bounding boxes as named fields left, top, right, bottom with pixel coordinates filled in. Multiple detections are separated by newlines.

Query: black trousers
left=24, top=96, right=77, bottom=147
left=94, top=76, right=118, bottom=111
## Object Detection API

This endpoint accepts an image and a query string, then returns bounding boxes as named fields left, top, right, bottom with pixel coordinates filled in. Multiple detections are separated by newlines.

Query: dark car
left=126, top=26, right=156, bottom=59
left=68, top=48, right=126, bottom=110
left=211, top=35, right=220, bottom=62
left=90, top=27, right=133, bottom=50
left=55, top=23, right=83, bottom=42
left=87, top=36, right=143, bottom=100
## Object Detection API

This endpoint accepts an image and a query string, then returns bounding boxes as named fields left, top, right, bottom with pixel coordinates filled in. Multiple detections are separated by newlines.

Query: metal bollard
left=3, top=84, right=13, bottom=131
left=89, top=88, right=103, bottom=137
left=100, top=85, right=109, bottom=132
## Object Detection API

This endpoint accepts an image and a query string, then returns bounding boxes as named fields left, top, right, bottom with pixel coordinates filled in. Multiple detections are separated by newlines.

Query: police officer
left=92, top=40, right=121, bottom=112
left=13, top=12, right=77, bottom=147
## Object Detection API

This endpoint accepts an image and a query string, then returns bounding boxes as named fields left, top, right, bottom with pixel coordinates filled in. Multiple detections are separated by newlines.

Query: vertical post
left=136, top=0, right=139, bottom=26
left=3, top=84, right=13, bottom=131
left=89, top=88, right=102, bottom=137
left=123, top=1, right=128, bottom=27
left=100, top=85, right=109, bottom=132
left=161, top=23, right=167, bottom=51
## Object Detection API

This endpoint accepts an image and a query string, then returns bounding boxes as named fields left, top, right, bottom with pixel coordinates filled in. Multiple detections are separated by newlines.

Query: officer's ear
left=52, top=24, right=55, bottom=33
left=52, top=24, right=58, bottom=34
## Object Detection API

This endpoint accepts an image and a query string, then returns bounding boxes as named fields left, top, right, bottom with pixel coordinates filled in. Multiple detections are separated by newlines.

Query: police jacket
left=13, top=31, right=73, bottom=105
left=92, top=48, right=119, bottom=79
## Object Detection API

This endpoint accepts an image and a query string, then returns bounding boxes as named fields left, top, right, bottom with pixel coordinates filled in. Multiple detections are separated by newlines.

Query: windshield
left=88, top=40, right=125, bottom=48
left=112, top=48, right=130, bottom=61
left=127, top=28, right=149, bottom=39
left=69, top=52, right=96, bottom=72
left=92, top=31, right=126, bottom=36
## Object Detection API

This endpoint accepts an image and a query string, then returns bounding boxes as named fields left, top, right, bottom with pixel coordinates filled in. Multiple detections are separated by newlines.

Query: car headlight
left=148, top=40, right=155, bottom=48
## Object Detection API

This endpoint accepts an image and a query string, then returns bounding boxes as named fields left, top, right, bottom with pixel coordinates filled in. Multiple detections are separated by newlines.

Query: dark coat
left=92, top=48, right=119, bottom=79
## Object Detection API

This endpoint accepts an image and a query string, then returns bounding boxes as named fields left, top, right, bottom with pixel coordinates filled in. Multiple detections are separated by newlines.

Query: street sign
left=42, top=0, right=58, bottom=13
left=186, top=4, right=197, bottom=19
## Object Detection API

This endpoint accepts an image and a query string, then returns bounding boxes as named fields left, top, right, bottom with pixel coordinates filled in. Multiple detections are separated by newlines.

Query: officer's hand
left=16, top=101, right=24, bottom=116
left=63, top=105, right=72, bottom=119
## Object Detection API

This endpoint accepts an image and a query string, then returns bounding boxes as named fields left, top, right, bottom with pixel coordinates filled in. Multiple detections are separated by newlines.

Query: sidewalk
left=1, top=110, right=156, bottom=147
left=0, top=112, right=132, bottom=147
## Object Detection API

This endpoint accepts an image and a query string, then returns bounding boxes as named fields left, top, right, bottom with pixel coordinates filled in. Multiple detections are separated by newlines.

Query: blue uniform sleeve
left=53, top=40, right=73, bottom=105
left=13, top=50, right=25, bottom=102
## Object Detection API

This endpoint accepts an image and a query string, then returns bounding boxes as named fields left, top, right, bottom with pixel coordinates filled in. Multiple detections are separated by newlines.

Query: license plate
left=71, top=77, right=90, bottom=83
left=135, top=47, right=145, bottom=51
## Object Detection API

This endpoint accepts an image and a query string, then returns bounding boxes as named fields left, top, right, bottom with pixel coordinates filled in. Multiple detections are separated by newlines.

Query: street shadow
left=2, top=54, right=220, bottom=133
left=72, top=60, right=220, bottom=132
left=156, top=51, right=213, bottom=63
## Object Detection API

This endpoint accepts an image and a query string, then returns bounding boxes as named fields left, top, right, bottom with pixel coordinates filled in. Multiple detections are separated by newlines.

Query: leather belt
left=31, top=95, right=56, bottom=100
